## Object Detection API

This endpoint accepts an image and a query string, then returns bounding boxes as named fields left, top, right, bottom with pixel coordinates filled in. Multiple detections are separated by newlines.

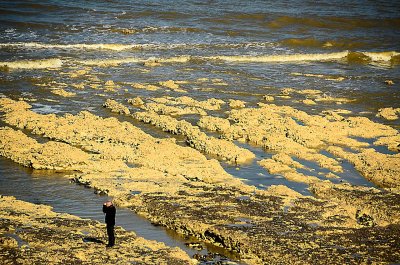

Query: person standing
left=102, top=201, right=116, bottom=247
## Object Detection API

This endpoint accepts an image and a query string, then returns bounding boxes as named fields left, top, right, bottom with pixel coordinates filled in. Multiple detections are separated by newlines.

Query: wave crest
left=0, top=58, right=62, bottom=69
left=205, top=51, right=349, bottom=62
left=205, top=51, right=399, bottom=64
left=111, top=26, right=203, bottom=35
left=0, top=42, right=142, bottom=51
left=0, top=51, right=398, bottom=69
left=76, top=56, right=191, bottom=66
left=0, top=42, right=273, bottom=51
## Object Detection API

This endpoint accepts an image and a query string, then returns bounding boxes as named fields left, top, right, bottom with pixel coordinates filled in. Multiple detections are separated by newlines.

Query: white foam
left=0, top=58, right=63, bottom=69
left=75, top=56, right=191, bottom=66
left=0, top=49, right=397, bottom=69
left=0, top=41, right=273, bottom=51
left=75, top=57, right=142, bottom=66
left=0, top=42, right=142, bottom=51
left=1, top=42, right=398, bottom=64
left=204, top=51, right=349, bottom=63
left=363, top=51, right=399, bottom=61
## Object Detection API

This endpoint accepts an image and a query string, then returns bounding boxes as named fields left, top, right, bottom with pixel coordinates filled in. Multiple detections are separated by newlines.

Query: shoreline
left=0, top=195, right=195, bottom=265
left=0, top=96, right=399, bottom=264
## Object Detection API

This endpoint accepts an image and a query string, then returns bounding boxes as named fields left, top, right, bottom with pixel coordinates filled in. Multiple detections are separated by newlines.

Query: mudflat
left=0, top=195, right=194, bottom=265
left=0, top=97, right=399, bottom=264
left=1, top=1, right=399, bottom=263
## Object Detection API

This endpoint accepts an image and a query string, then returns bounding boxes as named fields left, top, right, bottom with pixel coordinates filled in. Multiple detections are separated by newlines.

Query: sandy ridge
left=1, top=97, right=399, bottom=264
left=0, top=195, right=194, bottom=265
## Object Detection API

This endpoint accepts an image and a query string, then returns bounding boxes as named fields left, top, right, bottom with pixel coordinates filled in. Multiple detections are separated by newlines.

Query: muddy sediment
left=149, top=96, right=225, bottom=111
left=278, top=87, right=354, bottom=104
left=258, top=157, right=320, bottom=185
left=129, top=184, right=399, bottom=264
left=104, top=98, right=130, bottom=115
left=327, top=146, right=400, bottom=190
left=132, top=111, right=255, bottom=164
left=137, top=101, right=207, bottom=116
left=159, top=80, right=187, bottom=93
left=228, top=99, right=246, bottom=109
left=103, top=98, right=254, bottom=164
left=50, top=88, right=76, bottom=97
left=0, top=97, right=236, bottom=184
left=310, top=182, right=400, bottom=226
left=376, top=107, right=400, bottom=120
left=0, top=97, right=399, bottom=264
left=1, top=2, right=400, bottom=264
left=0, top=126, right=127, bottom=172
left=374, top=135, right=400, bottom=152
left=198, top=102, right=400, bottom=190
left=0, top=195, right=194, bottom=265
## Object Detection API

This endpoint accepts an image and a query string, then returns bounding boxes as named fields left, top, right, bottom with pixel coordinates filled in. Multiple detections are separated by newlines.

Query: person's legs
left=106, top=224, right=115, bottom=246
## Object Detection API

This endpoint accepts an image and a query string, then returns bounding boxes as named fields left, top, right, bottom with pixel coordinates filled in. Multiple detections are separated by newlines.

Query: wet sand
left=0, top=195, right=194, bottom=265
left=0, top=96, right=399, bottom=264
left=1, top=1, right=400, bottom=263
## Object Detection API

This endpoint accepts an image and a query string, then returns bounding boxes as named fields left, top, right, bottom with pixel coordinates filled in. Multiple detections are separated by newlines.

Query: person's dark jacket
left=103, top=205, right=116, bottom=226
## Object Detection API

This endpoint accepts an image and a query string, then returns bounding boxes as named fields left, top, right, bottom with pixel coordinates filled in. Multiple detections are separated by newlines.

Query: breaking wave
left=0, top=51, right=398, bottom=69
left=76, top=56, right=191, bottom=66
left=0, top=58, right=62, bottom=69
left=0, top=42, right=273, bottom=51
left=110, top=26, right=204, bottom=35
left=74, top=51, right=399, bottom=67
left=205, top=51, right=349, bottom=62
left=0, top=42, right=143, bottom=51
left=205, top=51, right=399, bottom=64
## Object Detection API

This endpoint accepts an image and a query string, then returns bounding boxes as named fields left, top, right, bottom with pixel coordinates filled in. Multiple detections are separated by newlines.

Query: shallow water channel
left=0, top=156, right=241, bottom=264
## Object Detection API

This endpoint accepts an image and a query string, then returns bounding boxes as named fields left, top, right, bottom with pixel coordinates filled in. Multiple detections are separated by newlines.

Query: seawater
left=0, top=0, right=399, bottom=255
left=0, top=156, right=240, bottom=262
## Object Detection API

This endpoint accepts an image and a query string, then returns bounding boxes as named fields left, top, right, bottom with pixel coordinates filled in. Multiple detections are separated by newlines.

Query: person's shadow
left=83, top=237, right=104, bottom=244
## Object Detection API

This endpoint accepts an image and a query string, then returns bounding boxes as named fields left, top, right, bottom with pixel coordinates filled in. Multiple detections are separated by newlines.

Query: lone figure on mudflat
left=102, top=201, right=116, bottom=247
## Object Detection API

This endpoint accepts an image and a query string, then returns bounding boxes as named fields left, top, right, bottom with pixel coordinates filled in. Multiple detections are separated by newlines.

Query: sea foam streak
left=0, top=58, right=63, bottom=69
left=1, top=42, right=398, bottom=64
left=205, top=51, right=349, bottom=62
left=0, top=42, right=273, bottom=51
left=74, top=51, right=397, bottom=67
left=363, top=51, right=399, bottom=62
left=76, top=56, right=191, bottom=66
left=0, top=42, right=142, bottom=51
left=0, top=51, right=398, bottom=69
left=207, top=51, right=399, bottom=63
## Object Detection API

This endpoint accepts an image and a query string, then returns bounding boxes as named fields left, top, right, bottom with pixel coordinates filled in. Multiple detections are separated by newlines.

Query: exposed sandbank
left=198, top=102, right=400, bottom=190
left=0, top=195, right=194, bottom=265
left=0, top=97, right=399, bottom=264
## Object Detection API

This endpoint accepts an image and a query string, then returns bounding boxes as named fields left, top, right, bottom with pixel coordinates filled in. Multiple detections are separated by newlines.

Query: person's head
left=105, top=201, right=113, bottom=207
